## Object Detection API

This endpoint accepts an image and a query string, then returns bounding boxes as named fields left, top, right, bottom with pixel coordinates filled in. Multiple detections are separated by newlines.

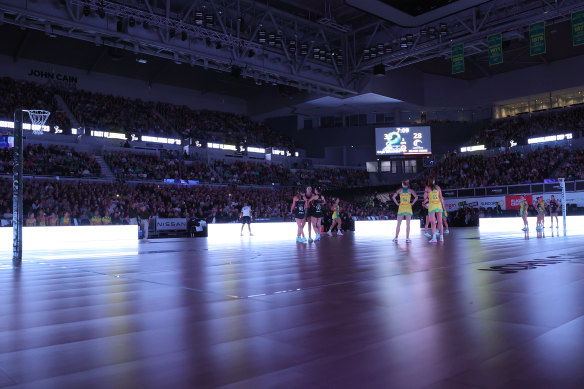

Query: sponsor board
left=444, top=197, right=505, bottom=211
left=505, top=195, right=533, bottom=210
left=155, top=218, right=187, bottom=231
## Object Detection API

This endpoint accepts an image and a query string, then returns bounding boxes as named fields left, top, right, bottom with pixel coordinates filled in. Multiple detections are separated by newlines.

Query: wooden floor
left=1, top=225, right=584, bottom=388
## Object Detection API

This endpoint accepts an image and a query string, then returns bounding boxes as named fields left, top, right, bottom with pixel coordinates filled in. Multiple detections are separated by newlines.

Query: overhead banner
left=529, top=22, right=546, bottom=55
left=488, top=34, right=503, bottom=65
left=451, top=43, right=465, bottom=74
left=573, top=10, right=584, bottom=46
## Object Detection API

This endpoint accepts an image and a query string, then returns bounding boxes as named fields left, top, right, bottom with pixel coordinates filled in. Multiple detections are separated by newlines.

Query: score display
left=375, top=126, right=431, bottom=155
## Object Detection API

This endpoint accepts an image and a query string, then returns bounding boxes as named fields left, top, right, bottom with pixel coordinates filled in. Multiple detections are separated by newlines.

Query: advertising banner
left=444, top=197, right=505, bottom=211
left=505, top=195, right=533, bottom=210
left=155, top=218, right=187, bottom=231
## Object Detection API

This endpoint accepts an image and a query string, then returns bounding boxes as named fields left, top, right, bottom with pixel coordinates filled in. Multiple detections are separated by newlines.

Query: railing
left=440, top=180, right=584, bottom=199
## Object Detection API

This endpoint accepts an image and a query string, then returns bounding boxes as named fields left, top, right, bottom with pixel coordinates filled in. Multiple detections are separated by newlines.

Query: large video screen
left=375, top=126, right=431, bottom=155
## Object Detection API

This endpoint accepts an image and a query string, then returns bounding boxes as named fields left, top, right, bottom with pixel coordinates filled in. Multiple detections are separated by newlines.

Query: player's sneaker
left=308, top=238, right=313, bottom=243
left=429, top=237, right=437, bottom=243
left=250, top=233, right=254, bottom=236
left=327, top=231, right=332, bottom=236
left=521, top=227, right=527, bottom=231
left=439, top=235, right=444, bottom=242
left=444, top=229, right=450, bottom=234
left=241, top=233, right=244, bottom=236
left=337, top=231, right=343, bottom=236
left=392, top=238, right=398, bottom=243
left=300, top=237, right=307, bottom=243
left=315, top=234, right=321, bottom=241
left=405, top=238, right=412, bottom=243
left=424, top=232, right=431, bottom=237
left=296, top=237, right=302, bottom=242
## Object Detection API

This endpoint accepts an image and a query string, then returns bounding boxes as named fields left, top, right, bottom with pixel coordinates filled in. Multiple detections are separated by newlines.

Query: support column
left=13, top=109, right=24, bottom=266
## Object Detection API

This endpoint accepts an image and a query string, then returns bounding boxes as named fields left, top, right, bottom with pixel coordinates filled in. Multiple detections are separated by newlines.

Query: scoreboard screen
left=375, top=126, right=431, bottom=156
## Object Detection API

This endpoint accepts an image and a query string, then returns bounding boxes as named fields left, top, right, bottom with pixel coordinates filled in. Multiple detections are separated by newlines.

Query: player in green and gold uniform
left=392, top=180, right=418, bottom=243
left=424, top=177, right=445, bottom=243
left=519, top=195, right=529, bottom=231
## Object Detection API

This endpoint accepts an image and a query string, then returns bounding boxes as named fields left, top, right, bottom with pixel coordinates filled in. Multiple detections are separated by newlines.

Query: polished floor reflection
left=1, top=225, right=584, bottom=388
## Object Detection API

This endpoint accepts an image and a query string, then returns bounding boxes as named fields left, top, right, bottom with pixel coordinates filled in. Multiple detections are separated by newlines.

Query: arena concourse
left=1, top=0, right=584, bottom=388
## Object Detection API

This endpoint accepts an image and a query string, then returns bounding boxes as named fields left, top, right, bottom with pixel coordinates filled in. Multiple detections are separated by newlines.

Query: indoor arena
left=1, top=0, right=584, bottom=388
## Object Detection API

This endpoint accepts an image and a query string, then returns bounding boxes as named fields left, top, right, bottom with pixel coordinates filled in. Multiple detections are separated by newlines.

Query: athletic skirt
left=397, top=204, right=413, bottom=216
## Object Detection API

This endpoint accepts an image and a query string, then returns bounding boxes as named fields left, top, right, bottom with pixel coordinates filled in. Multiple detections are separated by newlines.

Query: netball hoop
left=24, top=109, right=50, bottom=135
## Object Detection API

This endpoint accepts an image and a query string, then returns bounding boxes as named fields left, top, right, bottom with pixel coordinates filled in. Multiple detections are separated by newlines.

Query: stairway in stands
left=94, top=155, right=116, bottom=180
left=54, top=94, right=80, bottom=128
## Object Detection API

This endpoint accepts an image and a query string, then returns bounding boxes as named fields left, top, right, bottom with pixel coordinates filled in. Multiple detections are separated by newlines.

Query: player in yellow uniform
left=326, top=198, right=343, bottom=236
left=392, top=179, right=418, bottom=243
left=424, top=177, right=445, bottom=243
left=519, top=195, right=529, bottom=231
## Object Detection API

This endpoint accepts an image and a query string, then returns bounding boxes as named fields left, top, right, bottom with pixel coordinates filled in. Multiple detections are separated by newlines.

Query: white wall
left=0, top=54, right=247, bottom=115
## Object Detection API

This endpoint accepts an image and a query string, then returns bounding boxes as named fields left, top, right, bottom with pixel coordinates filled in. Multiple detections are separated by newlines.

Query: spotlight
left=377, top=43, right=384, bottom=55
left=136, top=58, right=148, bottom=64
left=205, top=14, right=214, bottom=27
left=384, top=42, right=392, bottom=53
left=258, top=30, right=266, bottom=44
left=400, top=36, right=407, bottom=48
left=406, top=34, right=414, bottom=46
left=440, top=23, right=448, bottom=36
left=428, top=27, right=437, bottom=39
left=370, top=47, right=377, bottom=58
left=300, top=43, right=308, bottom=56
left=268, top=33, right=276, bottom=46
left=289, top=40, right=297, bottom=53
left=83, top=5, right=90, bottom=17
left=313, top=47, right=320, bottom=59
left=373, top=64, right=385, bottom=77
left=363, top=48, right=370, bottom=60
left=195, top=11, right=203, bottom=26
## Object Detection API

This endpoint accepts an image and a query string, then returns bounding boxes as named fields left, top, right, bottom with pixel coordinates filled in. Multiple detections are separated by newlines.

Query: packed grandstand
left=1, top=76, right=583, bottom=228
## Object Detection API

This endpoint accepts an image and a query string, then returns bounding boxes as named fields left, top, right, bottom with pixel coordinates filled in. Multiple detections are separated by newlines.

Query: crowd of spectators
left=469, top=105, right=584, bottom=148
left=0, top=77, right=69, bottom=131
left=105, top=150, right=371, bottom=188
left=63, top=90, right=171, bottom=137
left=425, top=146, right=569, bottom=188
left=105, top=151, right=215, bottom=182
left=0, top=144, right=101, bottom=177
left=0, top=178, right=297, bottom=226
left=157, top=104, right=294, bottom=150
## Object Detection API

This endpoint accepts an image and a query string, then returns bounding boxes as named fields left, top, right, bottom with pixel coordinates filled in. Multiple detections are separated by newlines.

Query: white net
left=24, top=110, right=50, bottom=135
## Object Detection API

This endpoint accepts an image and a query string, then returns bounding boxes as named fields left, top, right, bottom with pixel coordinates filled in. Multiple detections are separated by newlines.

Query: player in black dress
left=290, top=188, right=307, bottom=243
left=549, top=194, right=560, bottom=229
left=308, top=187, right=325, bottom=242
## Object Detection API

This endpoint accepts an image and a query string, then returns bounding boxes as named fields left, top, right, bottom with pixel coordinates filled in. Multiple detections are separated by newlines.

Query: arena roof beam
left=0, top=0, right=356, bottom=97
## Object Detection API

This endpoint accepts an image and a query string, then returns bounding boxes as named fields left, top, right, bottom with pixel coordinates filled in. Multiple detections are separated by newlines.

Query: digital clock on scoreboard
left=375, top=126, right=432, bottom=155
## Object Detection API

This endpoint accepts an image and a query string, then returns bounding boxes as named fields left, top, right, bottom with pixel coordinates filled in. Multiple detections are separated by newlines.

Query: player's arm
left=321, top=196, right=326, bottom=205
left=290, top=197, right=297, bottom=214
left=438, top=187, right=446, bottom=209
left=410, top=190, right=418, bottom=206
left=392, top=190, right=400, bottom=206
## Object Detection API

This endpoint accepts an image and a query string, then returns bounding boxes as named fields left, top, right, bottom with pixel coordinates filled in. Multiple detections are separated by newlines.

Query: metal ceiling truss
left=352, top=0, right=584, bottom=75
left=2, top=0, right=584, bottom=97
left=0, top=0, right=354, bottom=96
